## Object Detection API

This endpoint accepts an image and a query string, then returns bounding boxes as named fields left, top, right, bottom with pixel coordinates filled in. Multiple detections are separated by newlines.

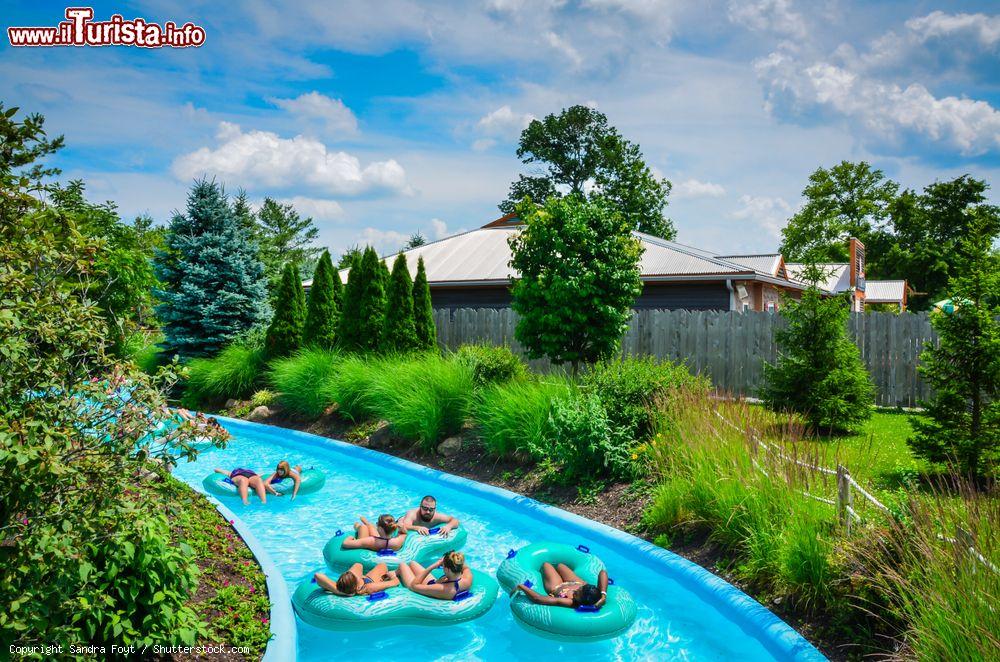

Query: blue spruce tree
left=155, top=180, right=268, bottom=358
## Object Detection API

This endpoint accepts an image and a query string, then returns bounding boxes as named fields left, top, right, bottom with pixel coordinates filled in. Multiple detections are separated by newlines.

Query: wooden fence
left=433, top=308, right=938, bottom=407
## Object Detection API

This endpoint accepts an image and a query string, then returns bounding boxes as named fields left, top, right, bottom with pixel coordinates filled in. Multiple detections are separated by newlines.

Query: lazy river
left=172, top=416, right=826, bottom=662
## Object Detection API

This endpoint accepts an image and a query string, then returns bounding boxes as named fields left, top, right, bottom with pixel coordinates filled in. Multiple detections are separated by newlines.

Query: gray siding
left=429, top=281, right=732, bottom=311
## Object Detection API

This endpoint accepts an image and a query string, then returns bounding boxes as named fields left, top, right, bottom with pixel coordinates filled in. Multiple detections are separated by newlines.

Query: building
left=307, top=214, right=908, bottom=312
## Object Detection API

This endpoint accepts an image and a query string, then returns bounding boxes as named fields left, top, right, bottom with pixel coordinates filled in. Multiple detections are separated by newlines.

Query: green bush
left=473, top=377, right=572, bottom=458
left=127, top=332, right=166, bottom=375
left=455, top=344, right=528, bottom=388
left=583, top=357, right=705, bottom=442
left=548, top=393, right=633, bottom=481
left=329, top=354, right=381, bottom=421
left=268, top=348, right=340, bottom=416
left=181, top=343, right=266, bottom=407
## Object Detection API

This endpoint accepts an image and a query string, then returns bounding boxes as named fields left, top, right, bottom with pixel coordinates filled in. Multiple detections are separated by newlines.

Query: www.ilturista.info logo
left=7, top=7, right=206, bottom=48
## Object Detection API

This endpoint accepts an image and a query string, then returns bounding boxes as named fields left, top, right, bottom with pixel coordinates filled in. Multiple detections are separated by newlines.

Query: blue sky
left=3, top=1, right=999, bottom=256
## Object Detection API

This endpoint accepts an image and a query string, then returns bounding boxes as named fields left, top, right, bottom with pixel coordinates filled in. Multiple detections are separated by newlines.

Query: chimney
left=849, top=237, right=866, bottom=311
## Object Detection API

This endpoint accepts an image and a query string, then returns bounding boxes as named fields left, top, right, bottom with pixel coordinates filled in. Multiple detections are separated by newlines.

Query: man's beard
left=419, top=512, right=433, bottom=523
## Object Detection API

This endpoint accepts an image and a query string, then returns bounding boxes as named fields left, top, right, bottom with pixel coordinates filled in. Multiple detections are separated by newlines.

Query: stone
left=367, top=421, right=393, bottom=447
left=437, top=436, right=462, bottom=456
left=248, top=405, right=272, bottom=421
left=225, top=399, right=239, bottom=409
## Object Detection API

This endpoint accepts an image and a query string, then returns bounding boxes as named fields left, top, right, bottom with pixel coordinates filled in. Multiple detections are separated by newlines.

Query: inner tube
left=202, top=468, right=326, bottom=498
left=292, top=569, right=498, bottom=631
left=496, top=542, right=637, bottom=642
left=323, top=525, right=468, bottom=571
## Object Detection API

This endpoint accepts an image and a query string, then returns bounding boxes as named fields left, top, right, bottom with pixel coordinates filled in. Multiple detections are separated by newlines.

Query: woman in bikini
left=212, top=467, right=278, bottom=505
left=340, top=514, right=407, bottom=552
left=512, top=562, right=608, bottom=609
left=264, top=460, right=303, bottom=499
left=397, top=550, right=473, bottom=600
left=313, top=562, right=399, bottom=597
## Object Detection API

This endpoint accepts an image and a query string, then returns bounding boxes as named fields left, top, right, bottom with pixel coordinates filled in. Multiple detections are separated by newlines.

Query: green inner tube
left=202, top=468, right=326, bottom=498
left=496, top=541, right=638, bottom=642
left=292, top=569, right=499, bottom=631
left=323, top=525, right=468, bottom=571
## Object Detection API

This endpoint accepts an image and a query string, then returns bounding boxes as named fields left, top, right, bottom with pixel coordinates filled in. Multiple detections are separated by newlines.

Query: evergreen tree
left=155, top=180, right=268, bottom=358
left=762, top=264, right=874, bottom=433
left=381, top=253, right=418, bottom=352
left=338, top=247, right=385, bottom=351
left=256, top=197, right=320, bottom=292
left=908, top=210, right=1000, bottom=480
left=264, top=263, right=306, bottom=358
left=332, top=264, right=344, bottom=310
left=303, top=250, right=338, bottom=348
left=412, top=256, right=436, bottom=350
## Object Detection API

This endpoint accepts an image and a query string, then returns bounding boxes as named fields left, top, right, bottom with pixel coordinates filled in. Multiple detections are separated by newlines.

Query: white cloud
left=471, top=138, right=498, bottom=152
left=275, top=196, right=344, bottom=221
left=430, top=218, right=450, bottom=239
left=727, top=0, right=806, bottom=39
left=358, top=227, right=412, bottom=255
left=731, top=194, right=792, bottom=240
left=476, top=105, right=536, bottom=138
left=544, top=31, right=584, bottom=68
left=268, top=92, right=359, bottom=135
left=905, top=11, right=1000, bottom=48
left=173, top=122, right=410, bottom=195
left=673, top=178, right=726, bottom=199
left=755, top=51, right=1000, bottom=155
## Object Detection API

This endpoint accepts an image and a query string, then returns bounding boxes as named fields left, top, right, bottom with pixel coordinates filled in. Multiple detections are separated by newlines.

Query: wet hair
left=276, top=460, right=291, bottom=477
left=442, top=550, right=465, bottom=574
left=420, top=495, right=436, bottom=507
left=336, top=571, right=359, bottom=595
left=377, top=514, right=397, bottom=535
left=575, top=584, right=601, bottom=607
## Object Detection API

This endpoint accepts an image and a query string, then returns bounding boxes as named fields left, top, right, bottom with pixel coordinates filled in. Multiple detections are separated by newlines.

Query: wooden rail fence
left=433, top=308, right=938, bottom=407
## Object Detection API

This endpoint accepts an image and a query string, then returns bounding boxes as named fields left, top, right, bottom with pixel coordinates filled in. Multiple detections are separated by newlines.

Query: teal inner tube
left=496, top=541, right=638, bottom=642
left=323, top=525, right=468, bottom=571
left=292, top=569, right=498, bottom=630
left=202, top=468, right=326, bottom=498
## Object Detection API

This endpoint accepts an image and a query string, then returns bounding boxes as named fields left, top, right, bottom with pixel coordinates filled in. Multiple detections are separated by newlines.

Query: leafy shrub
left=548, top=393, right=633, bottom=481
left=181, top=343, right=266, bottom=407
left=128, top=333, right=166, bottom=375
left=268, top=348, right=340, bottom=416
left=583, top=357, right=705, bottom=442
left=455, top=344, right=527, bottom=388
left=473, top=377, right=572, bottom=458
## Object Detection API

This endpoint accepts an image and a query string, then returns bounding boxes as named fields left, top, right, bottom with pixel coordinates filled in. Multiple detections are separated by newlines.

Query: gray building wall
left=429, top=281, right=732, bottom=311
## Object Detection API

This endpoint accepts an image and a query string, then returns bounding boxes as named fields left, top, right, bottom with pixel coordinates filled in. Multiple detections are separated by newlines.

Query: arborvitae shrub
left=412, top=256, right=436, bottom=350
left=264, top=263, right=306, bottom=359
left=381, top=253, right=418, bottom=352
left=303, top=250, right=338, bottom=348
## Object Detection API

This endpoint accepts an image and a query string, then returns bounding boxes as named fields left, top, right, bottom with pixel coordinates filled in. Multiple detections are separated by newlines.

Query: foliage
left=908, top=210, right=1000, bottom=480
left=181, top=343, right=267, bottom=407
left=381, top=253, right=418, bottom=353
left=762, top=268, right=874, bottom=433
left=154, top=179, right=269, bottom=358
left=253, top=197, right=320, bottom=293
left=499, top=104, right=675, bottom=239
left=0, top=104, right=226, bottom=651
left=473, top=378, right=572, bottom=458
left=583, top=357, right=705, bottom=442
left=405, top=232, right=426, bottom=249
left=412, top=256, right=436, bottom=351
left=303, top=250, right=339, bottom=349
left=454, top=344, right=527, bottom=388
left=264, top=262, right=306, bottom=359
left=509, top=195, right=642, bottom=372
left=268, top=348, right=341, bottom=417
left=338, top=246, right=386, bottom=352
left=548, top=393, right=633, bottom=481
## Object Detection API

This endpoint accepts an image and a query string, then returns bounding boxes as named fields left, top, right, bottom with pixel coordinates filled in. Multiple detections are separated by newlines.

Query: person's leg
left=341, top=536, right=379, bottom=551
left=555, top=563, right=584, bottom=583
left=540, top=562, right=562, bottom=594
left=365, top=562, right=389, bottom=582
left=388, top=534, right=406, bottom=550
left=293, top=465, right=302, bottom=474
left=249, top=476, right=267, bottom=503
left=397, top=562, right=415, bottom=587
left=314, top=572, right=338, bottom=592
left=233, top=476, right=250, bottom=504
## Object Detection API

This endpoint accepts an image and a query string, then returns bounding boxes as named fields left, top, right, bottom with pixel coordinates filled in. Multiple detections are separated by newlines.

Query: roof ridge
left=633, top=230, right=749, bottom=273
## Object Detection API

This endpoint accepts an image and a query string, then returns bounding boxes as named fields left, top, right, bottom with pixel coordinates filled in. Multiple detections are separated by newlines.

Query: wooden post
left=837, top=465, right=851, bottom=533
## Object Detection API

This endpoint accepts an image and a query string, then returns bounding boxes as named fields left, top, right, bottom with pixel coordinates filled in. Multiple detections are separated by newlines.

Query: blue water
left=172, top=420, right=818, bottom=661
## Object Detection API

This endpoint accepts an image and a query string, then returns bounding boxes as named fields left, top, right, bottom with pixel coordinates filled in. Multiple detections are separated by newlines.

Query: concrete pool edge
left=212, top=415, right=825, bottom=661
left=204, top=493, right=297, bottom=662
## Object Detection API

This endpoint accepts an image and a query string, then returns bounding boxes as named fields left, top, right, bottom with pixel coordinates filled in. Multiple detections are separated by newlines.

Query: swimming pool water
left=172, top=418, right=825, bottom=662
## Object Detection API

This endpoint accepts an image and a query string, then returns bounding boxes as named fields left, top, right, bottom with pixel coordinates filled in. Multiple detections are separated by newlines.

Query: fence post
left=954, top=526, right=976, bottom=574
left=836, top=465, right=852, bottom=534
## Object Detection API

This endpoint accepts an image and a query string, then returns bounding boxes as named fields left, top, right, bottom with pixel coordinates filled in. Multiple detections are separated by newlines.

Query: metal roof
left=715, top=254, right=783, bottom=276
left=785, top=263, right=850, bottom=293
left=864, top=280, right=906, bottom=303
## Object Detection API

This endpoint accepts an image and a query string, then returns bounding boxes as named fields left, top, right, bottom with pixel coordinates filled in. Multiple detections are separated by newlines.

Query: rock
left=437, top=436, right=463, bottom=456
left=367, top=421, right=393, bottom=447
left=248, top=405, right=272, bottom=421
left=225, top=399, right=239, bottom=409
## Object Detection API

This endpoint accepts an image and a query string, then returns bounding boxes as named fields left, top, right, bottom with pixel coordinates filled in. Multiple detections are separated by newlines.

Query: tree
left=337, top=247, right=385, bottom=352
left=499, top=105, right=675, bottom=239
left=780, top=161, right=899, bottom=265
left=338, top=244, right=363, bottom=269
left=303, top=250, right=339, bottom=348
left=509, top=195, right=643, bottom=374
left=231, top=188, right=257, bottom=234
left=762, top=264, right=875, bottom=433
left=255, top=197, right=320, bottom=292
left=405, top=232, right=427, bottom=249
left=265, top=263, right=306, bottom=358
left=412, top=256, right=436, bottom=351
left=908, top=210, right=1000, bottom=480
left=332, top=263, right=344, bottom=310
left=381, top=253, right=418, bottom=352
left=154, top=180, right=269, bottom=358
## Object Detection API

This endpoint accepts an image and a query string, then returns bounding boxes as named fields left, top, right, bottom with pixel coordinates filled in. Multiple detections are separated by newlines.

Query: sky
left=2, top=1, right=999, bottom=257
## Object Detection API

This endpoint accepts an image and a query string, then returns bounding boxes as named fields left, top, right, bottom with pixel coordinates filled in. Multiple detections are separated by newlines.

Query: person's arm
left=414, top=560, right=442, bottom=585
left=595, top=570, right=609, bottom=608
left=291, top=472, right=301, bottom=499
left=360, top=574, right=400, bottom=594
left=514, top=584, right=573, bottom=607
left=213, top=468, right=229, bottom=475
left=264, top=472, right=278, bottom=484
left=264, top=481, right=280, bottom=496
left=398, top=510, right=429, bottom=534
left=404, top=581, right=450, bottom=599
left=437, top=513, right=459, bottom=535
